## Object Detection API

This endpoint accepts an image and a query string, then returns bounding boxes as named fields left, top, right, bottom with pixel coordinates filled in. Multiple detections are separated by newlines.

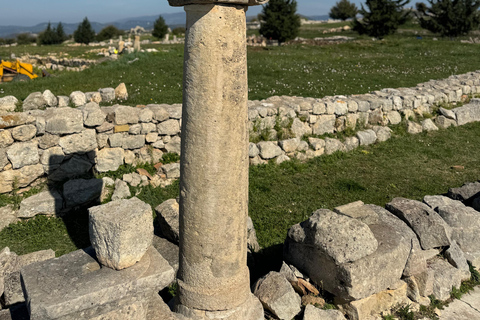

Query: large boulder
left=11, top=124, right=37, bottom=142
left=89, top=197, right=153, bottom=270
left=453, top=102, right=480, bottom=125
left=386, top=197, right=452, bottom=250
left=0, top=164, right=44, bottom=193
left=253, top=271, right=301, bottom=320
left=82, top=102, right=106, bottom=127
left=0, top=113, right=35, bottom=130
left=447, top=181, right=480, bottom=204
left=285, top=205, right=413, bottom=302
left=0, top=96, right=18, bottom=113
left=429, top=258, right=470, bottom=300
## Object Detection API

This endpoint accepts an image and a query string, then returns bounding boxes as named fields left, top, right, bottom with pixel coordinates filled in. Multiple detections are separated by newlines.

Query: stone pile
left=280, top=181, right=480, bottom=319
left=19, top=55, right=96, bottom=72
left=16, top=197, right=177, bottom=320
left=0, top=72, right=479, bottom=200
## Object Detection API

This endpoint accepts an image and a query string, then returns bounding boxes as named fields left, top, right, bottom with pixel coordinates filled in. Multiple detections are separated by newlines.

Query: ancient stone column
left=166, top=0, right=266, bottom=319
left=134, top=36, right=141, bottom=52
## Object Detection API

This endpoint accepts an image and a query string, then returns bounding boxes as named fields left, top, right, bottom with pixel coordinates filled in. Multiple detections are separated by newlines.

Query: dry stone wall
left=0, top=71, right=480, bottom=195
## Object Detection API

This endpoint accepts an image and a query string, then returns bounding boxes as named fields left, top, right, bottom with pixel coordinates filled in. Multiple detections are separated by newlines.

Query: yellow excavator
left=0, top=59, right=38, bottom=83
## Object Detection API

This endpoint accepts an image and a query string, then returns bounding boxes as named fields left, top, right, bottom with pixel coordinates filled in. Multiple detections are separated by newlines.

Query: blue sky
left=0, top=0, right=366, bottom=26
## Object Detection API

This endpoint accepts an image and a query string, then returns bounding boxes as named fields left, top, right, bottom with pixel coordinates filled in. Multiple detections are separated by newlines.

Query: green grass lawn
left=2, top=36, right=480, bottom=104
left=1, top=122, right=480, bottom=264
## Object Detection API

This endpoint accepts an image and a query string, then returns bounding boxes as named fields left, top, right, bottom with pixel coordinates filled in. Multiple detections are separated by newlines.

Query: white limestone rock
left=88, top=197, right=153, bottom=270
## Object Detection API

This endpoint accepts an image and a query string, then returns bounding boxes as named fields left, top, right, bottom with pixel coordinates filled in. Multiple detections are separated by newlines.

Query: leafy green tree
left=259, top=0, right=301, bottom=44
left=329, top=0, right=359, bottom=20
left=38, top=22, right=56, bottom=45
left=16, top=33, right=36, bottom=45
left=96, top=25, right=125, bottom=41
left=416, top=0, right=480, bottom=38
left=56, top=22, right=67, bottom=43
left=152, top=16, right=169, bottom=40
left=352, top=0, right=410, bottom=38
left=74, top=17, right=96, bottom=44
left=171, top=27, right=186, bottom=36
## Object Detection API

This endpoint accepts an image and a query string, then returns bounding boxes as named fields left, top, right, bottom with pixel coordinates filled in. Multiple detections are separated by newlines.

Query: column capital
left=168, top=0, right=267, bottom=7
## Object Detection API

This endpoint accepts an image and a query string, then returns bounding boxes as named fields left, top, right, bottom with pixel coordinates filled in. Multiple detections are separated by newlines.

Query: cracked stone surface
left=440, top=286, right=480, bottom=319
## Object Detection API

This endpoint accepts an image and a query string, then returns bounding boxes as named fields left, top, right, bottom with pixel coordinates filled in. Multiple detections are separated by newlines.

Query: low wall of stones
left=1, top=71, right=480, bottom=195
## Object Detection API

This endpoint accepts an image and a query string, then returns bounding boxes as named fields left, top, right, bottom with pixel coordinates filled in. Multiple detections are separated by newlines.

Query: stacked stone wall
left=1, top=71, right=480, bottom=194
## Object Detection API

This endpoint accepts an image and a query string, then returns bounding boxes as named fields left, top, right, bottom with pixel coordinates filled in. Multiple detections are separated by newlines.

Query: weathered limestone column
left=167, top=0, right=266, bottom=319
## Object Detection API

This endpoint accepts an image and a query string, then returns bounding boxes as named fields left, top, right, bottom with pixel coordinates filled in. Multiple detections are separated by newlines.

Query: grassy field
left=1, top=25, right=480, bottom=280
left=2, top=33, right=480, bottom=104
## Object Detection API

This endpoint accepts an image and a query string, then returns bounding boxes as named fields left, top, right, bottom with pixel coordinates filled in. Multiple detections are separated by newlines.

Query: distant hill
left=0, top=12, right=327, bottom=39
left=0, top=12, right=186, bottom=39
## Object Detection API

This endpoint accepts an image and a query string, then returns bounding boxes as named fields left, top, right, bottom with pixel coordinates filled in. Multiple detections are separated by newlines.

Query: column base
left=174, top=293, right=264, bottom=320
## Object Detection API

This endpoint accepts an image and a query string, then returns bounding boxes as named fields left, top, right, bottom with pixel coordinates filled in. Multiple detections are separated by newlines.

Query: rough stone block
left=95, top=148, right=124, bottom=172
left=429, top=258, right=470, bottom=300
left=63, top=178, right=103, bottom=208
left=17, top=190, right=63, bottom=218
left=303, top=305, right=345, bottom=320
left=386, top=197, right=452, bottom=250
left=6, top=141, right=39, bottom=169
left=89, top=197, right=153, bottom=270
left=44, top=108, right=84, bottom=135
left=253, top=271, right=301, bottom=320
left=3, top=249, right=55, bottom=307
left=356, top=129, right=377, bottom=146
left=58, top=129, right=98, bottom=154
left=21, top=246, right=174, bottom=320
left=155, top=199, right=180, bottom=244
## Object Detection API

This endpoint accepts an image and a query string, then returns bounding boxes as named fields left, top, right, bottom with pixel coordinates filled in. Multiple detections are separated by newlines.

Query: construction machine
left=0, top=59, right=38, bottom=83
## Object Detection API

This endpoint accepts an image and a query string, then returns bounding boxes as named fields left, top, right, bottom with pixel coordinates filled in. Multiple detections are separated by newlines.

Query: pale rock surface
left=70, top=91, right=87, bottom=107
left=422, top=118, right=439, bottom=131
left=95, top=148, right=124, bottom=172
left=37, top=133, right=59, bottom=149
left=386, top=197, right=452, bottom=250
left=114, top=106, right=139, bottom=125
left=3, top=249, right=55, bottom=307
left=6, top=141, right=39, bottom=169
left=161, top=162, right=180, bottom=179
left=312, top=115, right=335, bottom=135
left=21, top=246, right=174, bottom=320
left=386, top=111, right=402, bottom=125
left=0, top=130, right=14, bottom=148
left=138, top=108, right=154, bottom=123
left=0, top=206, right=18, bottom=231
left=0, top=164, right=44, bottom=193
left=303, top=305, right=345, bottom=320
left=58, top=129, right=98, bottom=154
left=257, top=141, right=283, bottom=159
left=253, top=271, right=301, bottom=320
left=439, top=107, right=456, bottom=120
left=249, top=142, right=259, bottom=157
left=324, top=138, right=345, bottom=155
left=429, top=258, right=470, bottom=300
left=10, top=124, right=36, bottom=142
left=290, top=118, right=312, bottom=137
left=111, top=179, right=131, bottom=201
left=0, top=96, right=18, bottom=112
left=372, top=126, right=392, bottom=142
left=445, top=241, right=470, bottom=272
left=436, top=204, right=480, bottom=255
left=155, top=199, right=180, bottom=244
left=157, top=119, right=180, bottom=135
left=165, top=136, right=181, bottom=155
left=407, top=121, right=423, bottom=134
left=147, top=105, right=170, bottom=122
left=115, top=83, right=129, bottom=100
left=57, top=96, right=70, bottom=108
left=275, top=154, right=290, bottom=164
left=0, top=147, right=8, bottom=169
left=23, top=92, right=47, bottom=111
left=447, top=181, right=480, bottom=202
left=247, top=216, right=261, bottom=253
left=44, top=107, right=84, bottom=134
left=82, top=102, right=106, bottom=127
left=42, top=90, right=57, bottom=107
left=0, top=113, right=35, bottom=130
left=356, top=129, right=377, bottom=146
left=17, top=190, right=63, bottom=218
left=279, top=138, right=300, bottom=153
left=123, top=172, right=142, bottom=187
left=423, top=195, right=462, bottom=210
left=343, top=282, right=409, bottom=320
left=98, top=88, right=115, bottom=102
left=453, top=102, right=480, bottom=125
left=435, top=115, right=457, bottom=129
left=89, top=197, right=153, bottom=270
left=308, top=137, right=325, bottom=151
